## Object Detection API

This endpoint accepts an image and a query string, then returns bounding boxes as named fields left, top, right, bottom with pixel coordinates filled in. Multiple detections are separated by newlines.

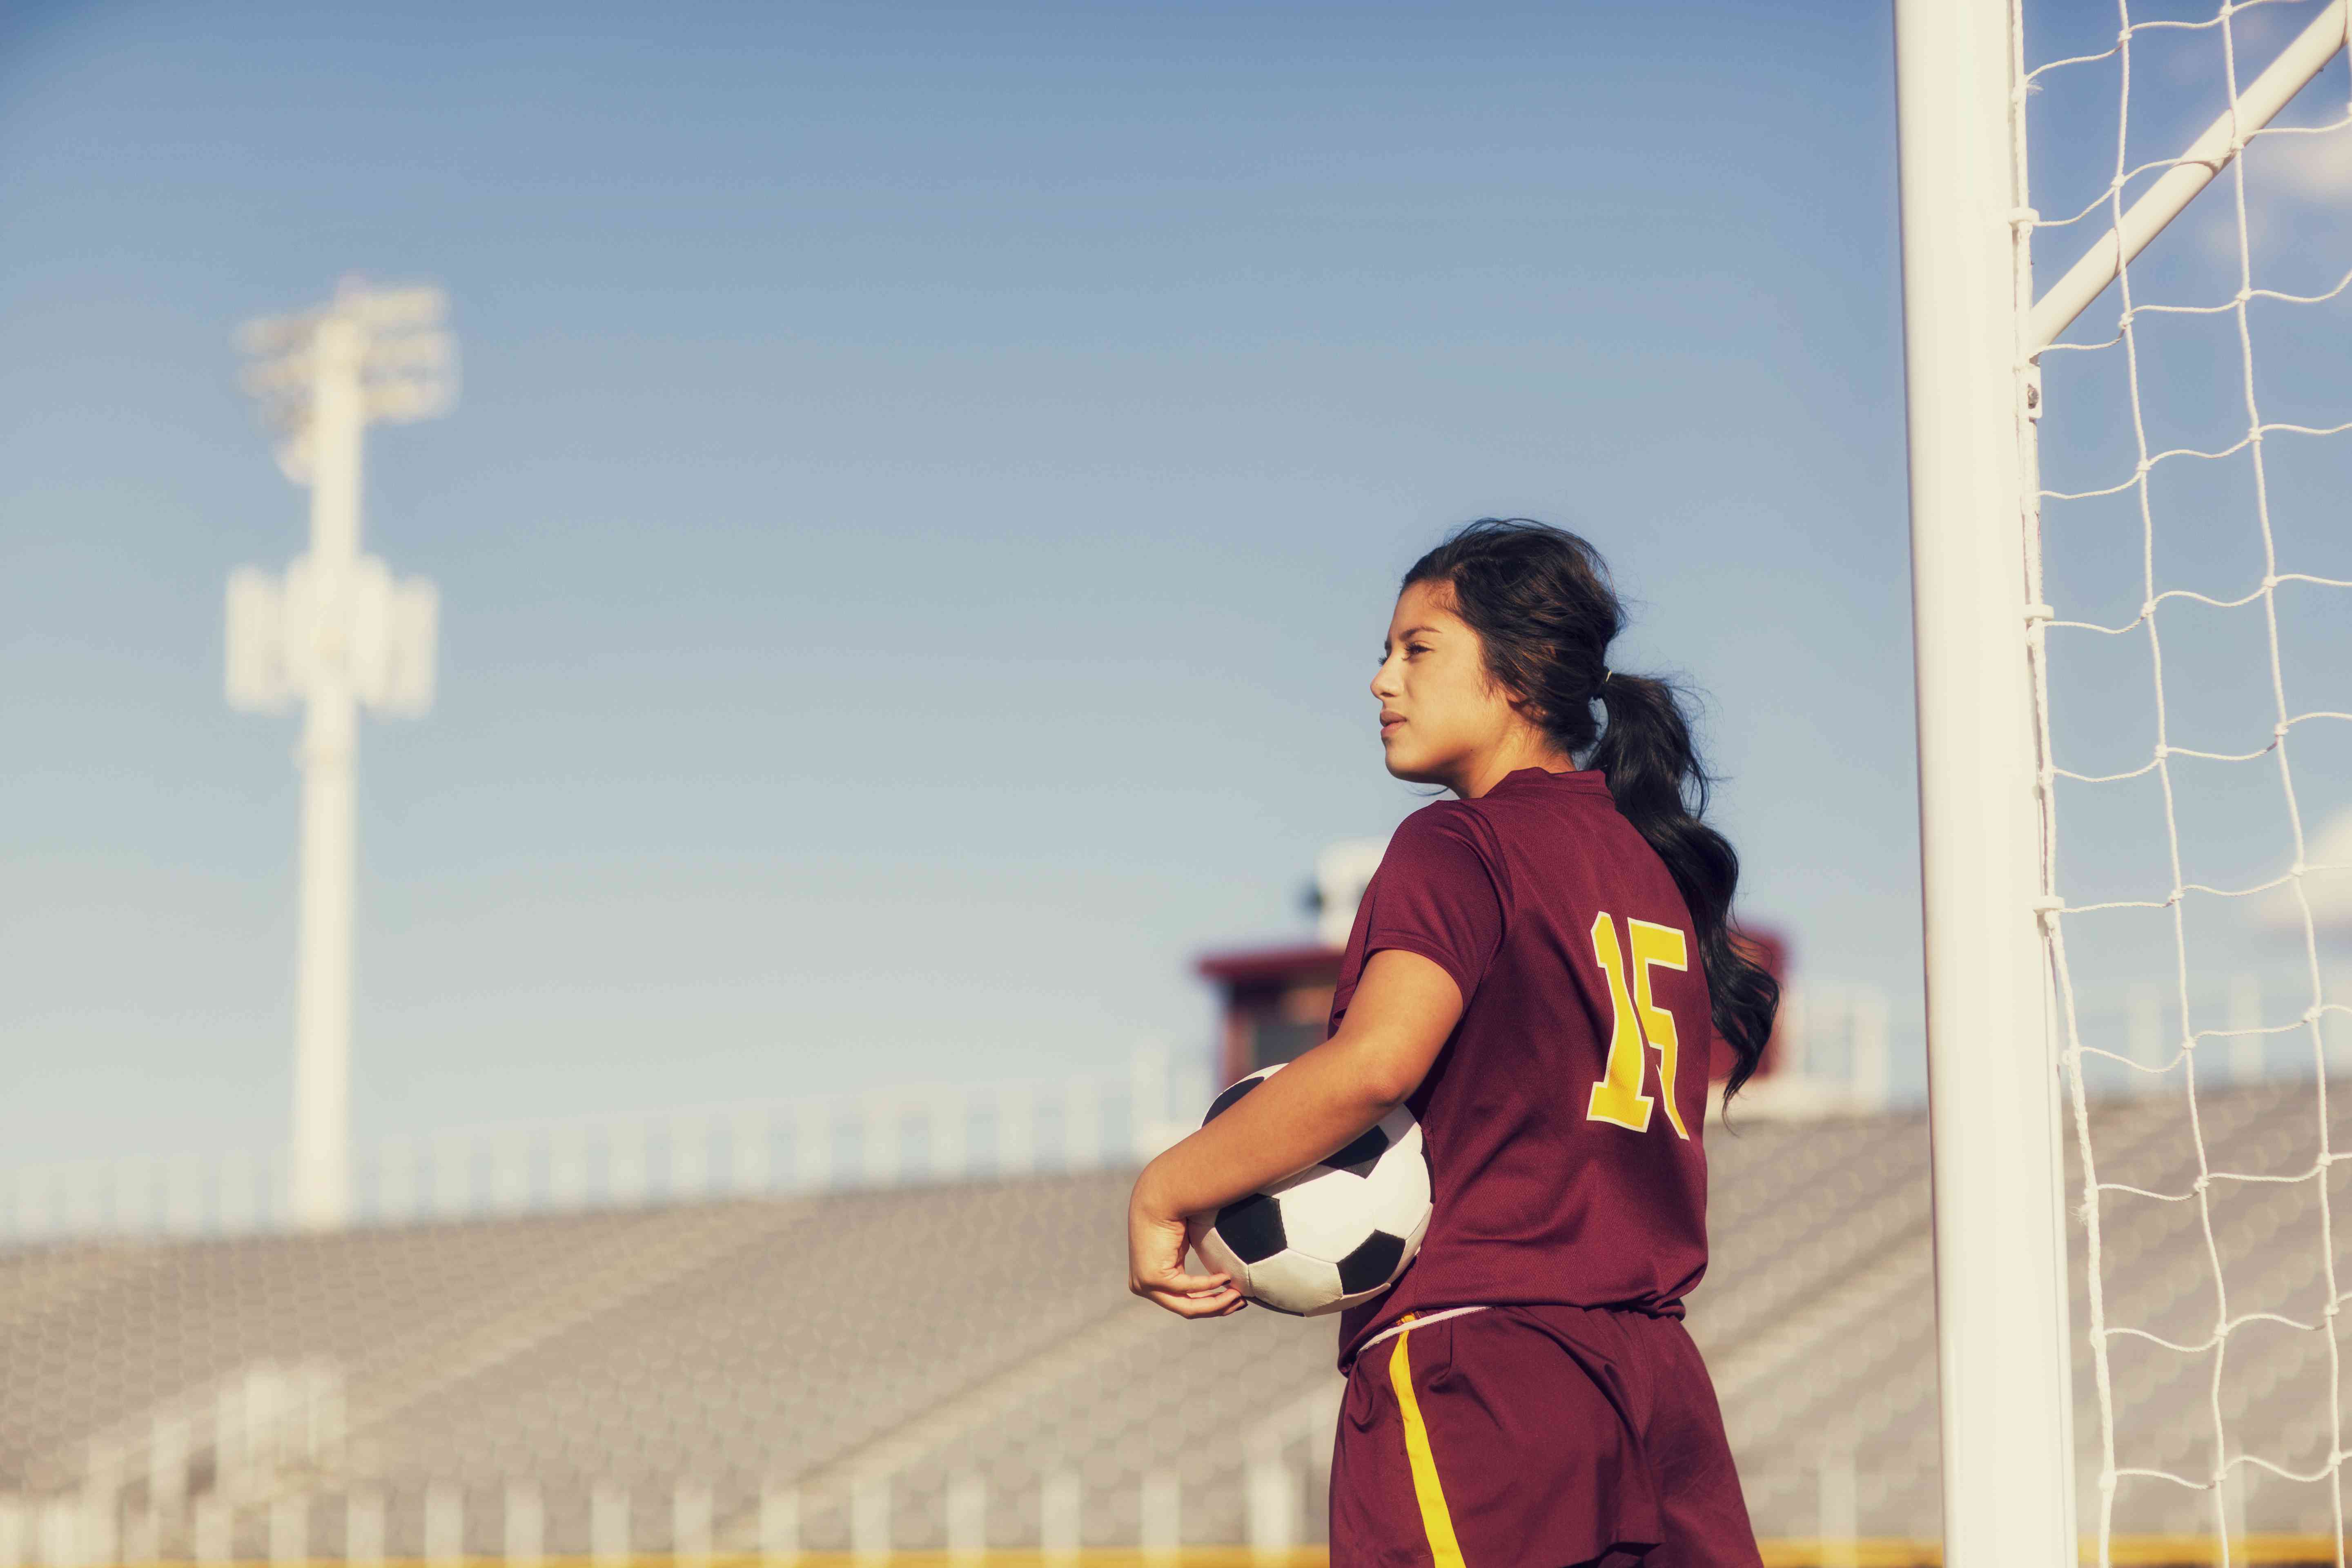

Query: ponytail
left=1583, top=669, right=1778, bottom=1099
left=1401, top=518, right=1780, bottom=1099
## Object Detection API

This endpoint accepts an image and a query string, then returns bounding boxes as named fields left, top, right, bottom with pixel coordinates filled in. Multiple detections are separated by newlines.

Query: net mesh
left=2020, top=0, right=2352, bottom=1557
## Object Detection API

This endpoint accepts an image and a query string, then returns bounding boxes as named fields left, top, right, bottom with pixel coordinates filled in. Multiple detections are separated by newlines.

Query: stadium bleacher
left=3, top=1081, right=2347, bottom=1556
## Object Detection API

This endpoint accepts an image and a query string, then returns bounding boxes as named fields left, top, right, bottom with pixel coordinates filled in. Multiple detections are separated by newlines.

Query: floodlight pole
left=1892, top=1, right=2077, bottom=1564
left=229, top=281, right=452, bottom=1231
left=290, top=313, right=366, bottom=1232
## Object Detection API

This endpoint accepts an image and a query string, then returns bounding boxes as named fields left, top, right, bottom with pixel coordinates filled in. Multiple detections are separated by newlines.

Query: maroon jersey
left=1334, top=765, right=1715, bottom=1370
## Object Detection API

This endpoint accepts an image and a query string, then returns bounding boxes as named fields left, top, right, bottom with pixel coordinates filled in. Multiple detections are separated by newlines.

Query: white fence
left=0, top=1466, right=1338, bottom=1564
left=31, top=973, right=2326, bottom=1247
left=1744, top=985, right=1895, bottom=1118
left=1, top=993, right=1934, bottom=1243
left=0, top=1048, right=1211, bottom=1246
left=3, top=1353, right=1341, bottom=1559
left=2063, top=963, right=2352, bottom=1099
left=1741, top=971, right=2352, bottom=1118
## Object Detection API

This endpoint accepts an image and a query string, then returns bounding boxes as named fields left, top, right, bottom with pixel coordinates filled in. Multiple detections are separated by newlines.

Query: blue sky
left=6, top=0, right=1936, bottom=1162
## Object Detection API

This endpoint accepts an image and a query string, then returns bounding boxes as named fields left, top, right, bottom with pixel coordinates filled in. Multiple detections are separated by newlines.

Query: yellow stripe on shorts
left=1385, top=1312, right=1468, bottom=1568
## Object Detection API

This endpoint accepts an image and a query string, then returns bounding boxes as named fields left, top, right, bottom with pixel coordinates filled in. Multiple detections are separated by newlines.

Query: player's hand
left=1128, top=1178, right=1246, bottom=1319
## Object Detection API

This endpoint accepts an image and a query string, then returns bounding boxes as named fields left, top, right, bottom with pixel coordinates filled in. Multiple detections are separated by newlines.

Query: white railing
left=1731, top=970, right=2350, bottom=1121
left=1720, top=984, right=1900, bottom=1120
left=2061, top=963, right=2352, bottom=1099
left=16, top=976, right=2339, bottom=1243
left=0, top=1466, right=1323, bottom=1564
left=0, top=1047, right=1211, bottom=1246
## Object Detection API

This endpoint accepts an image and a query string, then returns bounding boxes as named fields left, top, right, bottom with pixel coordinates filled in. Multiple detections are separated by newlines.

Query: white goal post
left=1894, top=2, right=2351, bottom=1566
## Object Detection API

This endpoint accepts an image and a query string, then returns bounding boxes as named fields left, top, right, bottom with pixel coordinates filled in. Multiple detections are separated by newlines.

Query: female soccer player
left=1126, top=518, right=1777, bottom=1567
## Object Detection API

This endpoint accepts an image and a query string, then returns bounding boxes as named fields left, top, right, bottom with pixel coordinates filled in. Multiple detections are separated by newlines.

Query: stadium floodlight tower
left=226, top=279, right=454, bottom=1231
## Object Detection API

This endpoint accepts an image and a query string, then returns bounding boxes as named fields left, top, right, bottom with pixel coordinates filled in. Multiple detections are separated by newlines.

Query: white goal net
left=2024, top=0, right=2352, bottom=1559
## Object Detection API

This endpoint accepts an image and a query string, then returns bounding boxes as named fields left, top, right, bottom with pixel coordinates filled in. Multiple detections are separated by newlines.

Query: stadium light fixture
left=227, top=277, right=455, bottom=1230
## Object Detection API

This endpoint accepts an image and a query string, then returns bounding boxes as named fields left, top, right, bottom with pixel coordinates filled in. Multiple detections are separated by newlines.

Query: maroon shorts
left=1329, top=1304, right=1760, bottom=1568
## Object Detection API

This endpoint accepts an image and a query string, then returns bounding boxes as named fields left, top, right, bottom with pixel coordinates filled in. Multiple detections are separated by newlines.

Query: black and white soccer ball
left=1185, top=1064, right=1432, bottom=1317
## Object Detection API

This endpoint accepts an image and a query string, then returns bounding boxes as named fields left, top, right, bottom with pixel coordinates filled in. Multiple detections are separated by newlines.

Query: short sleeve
left=1362, top=807, right=1507, bottom=1008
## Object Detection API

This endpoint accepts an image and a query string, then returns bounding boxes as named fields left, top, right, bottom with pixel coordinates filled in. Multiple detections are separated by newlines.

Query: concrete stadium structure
left=2, top=1082, right=2345, bottom=1559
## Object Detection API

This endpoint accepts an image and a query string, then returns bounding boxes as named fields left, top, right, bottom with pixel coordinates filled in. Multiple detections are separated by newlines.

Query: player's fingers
left=1143, top=1284, right=1241, bottom=1318
left=1129, top=1257, right=1229, bottom=1295
left=1149, top=1264, right=1231, bottom=1294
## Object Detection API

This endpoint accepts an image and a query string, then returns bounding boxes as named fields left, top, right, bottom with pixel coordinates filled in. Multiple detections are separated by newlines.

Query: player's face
left=1372, top=581, right=1521, bottom=789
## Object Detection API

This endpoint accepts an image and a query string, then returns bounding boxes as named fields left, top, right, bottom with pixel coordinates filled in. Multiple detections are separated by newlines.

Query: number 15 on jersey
left=1584, top=911, right=1691, bottom=1140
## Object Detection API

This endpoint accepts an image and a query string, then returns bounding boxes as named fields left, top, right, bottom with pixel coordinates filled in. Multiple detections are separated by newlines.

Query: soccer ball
left=1185, top=1064, right=1432, bottom=1316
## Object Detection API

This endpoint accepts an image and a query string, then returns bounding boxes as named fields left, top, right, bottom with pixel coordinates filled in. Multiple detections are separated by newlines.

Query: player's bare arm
left=1125, top=947, right=1461, bottom=1319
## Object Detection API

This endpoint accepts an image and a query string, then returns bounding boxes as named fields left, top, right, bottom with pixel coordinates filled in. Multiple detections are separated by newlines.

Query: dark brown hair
left=1404, top=517, right=1779, bottom=1098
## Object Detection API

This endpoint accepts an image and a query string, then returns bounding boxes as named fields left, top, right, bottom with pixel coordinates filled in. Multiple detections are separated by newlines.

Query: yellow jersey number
left=1583, top=912, right=1692, bottom=1139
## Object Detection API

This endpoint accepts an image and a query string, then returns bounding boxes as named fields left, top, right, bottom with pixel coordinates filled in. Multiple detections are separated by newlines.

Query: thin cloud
left=2261, top=122, right=2352, bottom=202
left=2259, top=805, right=2352, bottom=937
